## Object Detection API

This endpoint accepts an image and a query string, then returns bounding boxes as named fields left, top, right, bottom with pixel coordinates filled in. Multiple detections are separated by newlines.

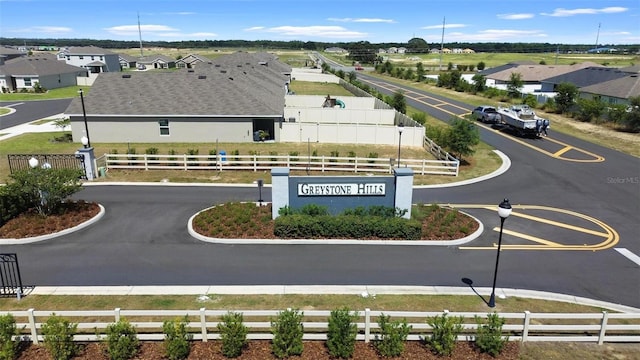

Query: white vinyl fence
left=101, top=153, right=460, bottom=176
left=4, top=308, right=639, bottom=345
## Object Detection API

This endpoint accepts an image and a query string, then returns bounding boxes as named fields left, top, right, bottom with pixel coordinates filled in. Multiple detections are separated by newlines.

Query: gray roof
left=542, top=66, right=632, bottom=88
left=580, top=74, right=640, bottom=100
left=119, top=54, right=139, bottom=63
left=65, top=52, right=289, bottom=117
left=0, top=46, right=25, bottom=56
left=59, top=46, right=118, bottom=55
left=138, top=54, right=175, bottom=64
left=484, top=62, right=600, bottom=82
left=0, top=53, right=88, bottom=77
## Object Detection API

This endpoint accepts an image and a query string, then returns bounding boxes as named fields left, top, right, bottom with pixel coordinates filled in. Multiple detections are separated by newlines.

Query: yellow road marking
left=448, top=204, right=619, bottom=251
left=359, top=77, right=605, bottom=162
left=553, top=146, right=573, bottom=157
left=492, top=228, right=562, bottom=246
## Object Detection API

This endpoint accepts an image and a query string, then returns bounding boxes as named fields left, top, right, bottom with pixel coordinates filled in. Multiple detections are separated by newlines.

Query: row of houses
left=325, top=47, right=475, bottom=55
left=478, top=61, right=640, bottom=105
left=0, top=45, right=220, bottom=92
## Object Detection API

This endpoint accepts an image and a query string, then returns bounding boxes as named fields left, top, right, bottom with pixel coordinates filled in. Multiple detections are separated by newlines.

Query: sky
left=0, top=0, right=639, bottom=45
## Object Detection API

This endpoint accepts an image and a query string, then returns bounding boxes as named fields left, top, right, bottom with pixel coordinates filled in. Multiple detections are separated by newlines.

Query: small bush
left=271, top=309, right=304, bottom=358
left=326, top=308, right=358, bottom=359
left=426, top=312, right=464, bottom=356
left=474, top=312, right=508, bottom=356
left=374, top=313, right=411, bottom=357
left=41, top=314, right=78, bottom=360
left=217, top=312, right=248, bottom=358
left=105, top=319, right=139, bottom=360
left=0, top=314, right=19, bottom=360
left=163, top=316, right=192, bottom=360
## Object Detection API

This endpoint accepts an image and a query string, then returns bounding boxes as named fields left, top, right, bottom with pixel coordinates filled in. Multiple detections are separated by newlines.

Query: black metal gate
left=7, top=153, right=84, bottom=173
left=0, top=253, right=24, bottom=299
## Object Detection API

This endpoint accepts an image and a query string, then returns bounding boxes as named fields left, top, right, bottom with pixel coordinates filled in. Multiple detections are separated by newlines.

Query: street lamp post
left=489, top=198, right=512, bottom=308
left=78, top=89, right=91, bottom=147
left=397, top=123, right=404, bottom=167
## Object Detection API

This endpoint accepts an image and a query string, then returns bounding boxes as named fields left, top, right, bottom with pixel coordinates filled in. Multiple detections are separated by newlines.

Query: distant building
left=0, top=53, right=88, bottom=92
left=175, top=54, right=212, bottom=69
left=324, top=47, right=347, bottom=53
left=57, top=46, right=120, bottom=73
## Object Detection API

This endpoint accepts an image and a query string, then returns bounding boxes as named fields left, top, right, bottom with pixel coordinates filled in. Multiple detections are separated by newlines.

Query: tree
left=555, top=82, right=579, bottom=113
left=407, top=37, right=428, bottom=53
left=391, top=90, right=407, bottom=114
left=53, top=117, right=71, bottom=132
left=7, top=167, right=84, bottom=216
left=620, top=96, right=640, bottom=132
left=443, top=118, right=480, bottom=161
left=347, top=71, right=357, bottom=83
left=415, top=62, right=425, bottom=82
left=471, top=73, right=487, bottom=93
left=576, top=97, right=605, bottom=122
left=507, top=72, right=523, bottom=98
left=477, top=61, right=486, bottom=71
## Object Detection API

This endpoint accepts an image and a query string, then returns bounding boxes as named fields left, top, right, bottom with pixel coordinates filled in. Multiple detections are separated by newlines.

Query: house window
left=24, top=78, right=32, bottom=86
left=158, top=119, right=170, bottom=135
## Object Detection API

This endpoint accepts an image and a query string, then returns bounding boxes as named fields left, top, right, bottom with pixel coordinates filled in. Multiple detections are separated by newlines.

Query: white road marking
left=614, top=248, right=640, bottom=266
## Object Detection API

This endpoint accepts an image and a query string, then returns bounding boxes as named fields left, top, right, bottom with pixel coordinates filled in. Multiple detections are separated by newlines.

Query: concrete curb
left=26, top=285, right=640, bottom=313
left=0, top=204, right=105, bottom=245
left=188, top=204, right=484, bottom=246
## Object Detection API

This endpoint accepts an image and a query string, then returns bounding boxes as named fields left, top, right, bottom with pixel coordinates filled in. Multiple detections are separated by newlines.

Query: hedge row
left=274, top=214, right=422, bottom=240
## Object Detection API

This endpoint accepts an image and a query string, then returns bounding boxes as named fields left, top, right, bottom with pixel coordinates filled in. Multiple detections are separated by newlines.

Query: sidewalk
left=0, top=115, right=62, bottom=142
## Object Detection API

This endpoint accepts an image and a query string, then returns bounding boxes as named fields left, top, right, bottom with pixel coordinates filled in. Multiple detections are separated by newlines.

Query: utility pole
left=138, top=12, right=144, bottom=58
left=439, top=17, right=445, bottom=71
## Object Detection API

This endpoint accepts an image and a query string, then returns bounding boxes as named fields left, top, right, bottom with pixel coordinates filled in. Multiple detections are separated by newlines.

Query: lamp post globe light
left=397, top=123, right=404, bottom=167
left=81, top=136, right=89, bottom=148
left=489, top=198, right=512, bottom=308
left=28, top=156, right=39, bottom=169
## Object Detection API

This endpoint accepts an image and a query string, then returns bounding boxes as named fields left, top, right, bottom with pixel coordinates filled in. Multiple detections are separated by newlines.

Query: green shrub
left=367, top=152, right=378, bottom=163
left=329, top=150, right=339, bottom=162
left=271, top=309, right=304, bottom=358
left=41, top=314, right=78, bottom=360
left=163, top=316, right=192, bottom=360
left=217, top=312, right=248, bottom=358
left=426, top=312, right=463, bottom=356
left=105, top=319, right=139, bottom=360
left=0, top=314, right=18, bottom=360
left=289, top=151, right=299, bottom=162
left=374, top=314, right=411, bottom=357
left=474, top=312, right=508, bottom=356
left=298, top=204, right=329, bottom=216
left=186, top=149, right=199, bottom=164
left=326, top=308, right=358, bottom=359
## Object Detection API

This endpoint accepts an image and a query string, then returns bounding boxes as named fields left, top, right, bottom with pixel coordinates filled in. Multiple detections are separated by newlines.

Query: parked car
left=355, top=66, right=364, bottom=70
left=471, top=105, right=500, bottom=123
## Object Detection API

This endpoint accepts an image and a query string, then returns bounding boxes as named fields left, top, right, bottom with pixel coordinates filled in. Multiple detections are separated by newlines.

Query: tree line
left=2, top=37, right=637, bottom=54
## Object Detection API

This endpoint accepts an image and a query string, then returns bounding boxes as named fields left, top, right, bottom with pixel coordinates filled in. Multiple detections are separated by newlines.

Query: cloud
left=327, top=17, right=395, bottom=23
left=10, top=26, right=72, bottom=34
left=498, top=13, right=535, bottom=20
left=422, top=23, right=466, bottom=30
left=105, top=24, right=178, bottom=36
left=541, top=7, right=627, bottom=17
left=244, top=26, right=265, bottom=31
left=246, top=25, right=367, bottom=39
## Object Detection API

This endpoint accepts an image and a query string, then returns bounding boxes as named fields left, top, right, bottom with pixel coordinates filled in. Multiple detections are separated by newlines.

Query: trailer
left=496, top=105, right=549, bottom=137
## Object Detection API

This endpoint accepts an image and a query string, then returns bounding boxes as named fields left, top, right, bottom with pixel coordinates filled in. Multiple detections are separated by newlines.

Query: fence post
left=597, top=311, right=609, bottom=345
left=183, top=154, right=188, bottom=171
left=144, top=154, right=148, bottom=171
left=364, top=308, right=371, bottom=343
left=114, top=308, right=121, bottom=323
left=200, top=308, right=208, bottom=342
left=522, top=311, right=531, bottom=343
left=27, top=308, right=38, bottom=344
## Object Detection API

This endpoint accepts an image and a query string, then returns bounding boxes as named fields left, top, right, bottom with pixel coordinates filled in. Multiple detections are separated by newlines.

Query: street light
left=397, top=123, right=404, bottom=167
left=489, top=198, right=512, bottom=308
left=28, top=156, right=39, bottom=169
left=78, top=89, right=91, bottom=148
left=81, top=136, right=89, bottom=149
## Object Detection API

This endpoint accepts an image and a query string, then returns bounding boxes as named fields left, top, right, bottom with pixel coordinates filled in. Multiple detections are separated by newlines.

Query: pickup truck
left=471, top=106, right=500, bottom=123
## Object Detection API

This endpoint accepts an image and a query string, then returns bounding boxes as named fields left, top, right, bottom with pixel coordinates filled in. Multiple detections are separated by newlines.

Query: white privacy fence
left=102, top=153, right=460, bottom=176
left=4, top=308, right=639, bottom=344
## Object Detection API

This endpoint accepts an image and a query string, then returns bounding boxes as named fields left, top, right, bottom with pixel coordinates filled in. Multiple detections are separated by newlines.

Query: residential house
left=324, top=47, right=347, bottom=53
left=175, top=54, right=212, bottom=69
left=136, top=54, right=176, bottom=70
left=57, top=46, right=120, bottom=73
left=462, top=48, right=475, bottom=54
left=481, top=62, right=599, bottom=94
left=0, top=53, right=88, bottom=92
left=397, top=47, right=407, bottom=54
left=387, top=47, right=398, bottom=54
left=0, top=46, right=25, bottom=63
left=64, top=52, right=291, bottom=143
left=119, top=54, right=139, bottom=69
left=540, top=66, right=634, bottom=93
left=579, top=72, right=640, bottom=105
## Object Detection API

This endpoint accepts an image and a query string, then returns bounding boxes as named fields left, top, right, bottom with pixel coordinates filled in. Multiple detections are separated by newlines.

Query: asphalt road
left=0, top=99, right=71, bottom=129
left=1, top=74, right=639, bottom=308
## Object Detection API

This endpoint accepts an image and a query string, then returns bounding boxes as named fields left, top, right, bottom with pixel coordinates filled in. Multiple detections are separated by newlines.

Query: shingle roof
left=542, top=66, right=632, bottom=87
left=64, top=52, right=289, bottom=117
left=0, top=53, right=88, bottom=77
left=59, top=46, right=117, bottom=55
left=485, top=62, right=600, bottom=82
left=580, top=74, right=640, bottom=100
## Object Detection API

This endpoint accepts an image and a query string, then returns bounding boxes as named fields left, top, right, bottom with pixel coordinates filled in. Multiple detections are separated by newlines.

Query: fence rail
left=3, top=308, right=639, bottom=345
left=103, top=154, right=459, bottom=176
